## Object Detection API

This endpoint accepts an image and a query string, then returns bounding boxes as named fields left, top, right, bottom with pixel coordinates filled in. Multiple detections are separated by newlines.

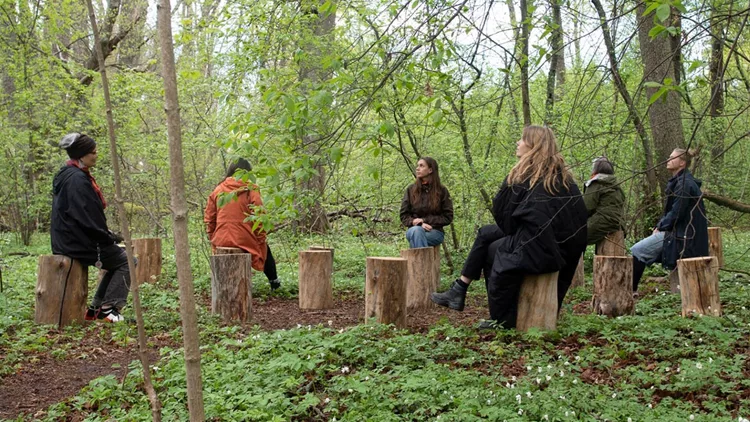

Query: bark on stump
left=35, top=255, right=88, bottom=327
left=677, top=257, right=722, bottom=317
left=364, top=257, right=407, bottom=328
left=400, top=247, right=438, bottom=311
left=209, top=253, right=253, bottom=323
left=309, top=245, right=334, bottom=273
left=595, top=230, right=626, bottom=256
left=215, top=247, right=244, bottom=255
left=708, top=227, right=724, bottom=268
left=517, top=272, right=559, bottom=332
left=592, top=256, right=634, bottom=317
left=133, top=238, right=162, bottom=284
left=571, top=255, right=585, bottom=288
left=432, top=245, right=441, bottom=284
left=298, top=250, right=334, bottom=310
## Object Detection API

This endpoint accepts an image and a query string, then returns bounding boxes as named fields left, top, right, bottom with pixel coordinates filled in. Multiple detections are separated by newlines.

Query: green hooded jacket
left=583, top=174, right=625, bottom=245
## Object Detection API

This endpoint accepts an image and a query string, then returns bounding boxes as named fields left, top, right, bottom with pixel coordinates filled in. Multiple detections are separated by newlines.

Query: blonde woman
left=432, top=126, right=588, bottom=329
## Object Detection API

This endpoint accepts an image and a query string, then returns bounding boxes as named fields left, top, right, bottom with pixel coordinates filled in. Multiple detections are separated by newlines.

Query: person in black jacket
left=431, top=126, right=588, bottom=329
left=51, top=133, right=130, bottom=322
left=399, top=157, right=454, bottom=248
left=630, top=148, right=708, bottom=292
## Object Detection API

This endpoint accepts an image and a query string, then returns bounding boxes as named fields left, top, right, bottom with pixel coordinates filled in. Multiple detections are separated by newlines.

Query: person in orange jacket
left=204, top=158, right=280, bottom=290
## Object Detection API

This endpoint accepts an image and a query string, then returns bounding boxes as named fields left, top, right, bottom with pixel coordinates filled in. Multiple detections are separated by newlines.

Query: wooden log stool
left=708, top=227, right=724, bottom=268
left=364, top=257, right=407, bottom=328
left=591, top=256, right=634, bottom=317
left=309, top=245, right=335, bottom=274
left=210, top=252, right=253, bottom=323
left=298, top=250, right=334, bottom=310
left=400, top=247, right=439, bottom=311
left=517, top=272, right=559, bottom=332
left=133, top=238, right=162, bottom=284
left=595, top=230, right=626, bottom=256
left=677, top=257, right=721, bottom=317
left=35, top=255, right=88, bottom=327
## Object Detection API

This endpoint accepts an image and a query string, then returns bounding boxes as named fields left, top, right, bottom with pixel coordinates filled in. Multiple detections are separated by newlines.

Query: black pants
left=91, top=244, right=132, bottom=310
left=264, top=245, right=278, bottom=281
left=462, top=224, right=505, bottom=280
left=485, top=245, right=583, bottom=329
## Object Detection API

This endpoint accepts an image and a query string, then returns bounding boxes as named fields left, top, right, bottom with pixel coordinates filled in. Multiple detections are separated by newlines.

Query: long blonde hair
left=507, top=125, right=573, bottom=193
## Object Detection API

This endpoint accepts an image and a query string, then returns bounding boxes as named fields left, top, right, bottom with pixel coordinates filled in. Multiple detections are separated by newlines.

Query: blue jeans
left=630, top=231, right=665, bottom=265
left=406, top=226, right=445, bottom=248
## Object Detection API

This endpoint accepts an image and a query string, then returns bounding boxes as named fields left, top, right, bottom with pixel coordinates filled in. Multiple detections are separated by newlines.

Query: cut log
left=595, top=230, right=626, bottom=256
left=35, top=255, right=88, bottom=327
left=517, top=272, right=559, bottom=332
left=592, top=256, right=634, bottom=317
left=708, top=227, right=724, bottom=268
left=215, top=247, right=244, bottom=255
left=209, top=253, right=253, bottom=323
left=571, top=255, right=585, bottom=288
left=133, top=238, right=162, bottom=284
left=400, top=247, right=438, bottom=310
left=364, top=257, right=407, bottom=328
left=677, top=257, right=721, bottom=317
left=298, top=250, right=334, bottom=310
left=432, top=245, right=441, bottom=284
left=309, top=245, right=335, bottom=273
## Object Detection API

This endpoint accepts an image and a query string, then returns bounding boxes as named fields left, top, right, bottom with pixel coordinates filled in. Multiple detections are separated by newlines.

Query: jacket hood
left=52, top=165, right=81, bottom=195
left=585, top=173, right=618, bottom=188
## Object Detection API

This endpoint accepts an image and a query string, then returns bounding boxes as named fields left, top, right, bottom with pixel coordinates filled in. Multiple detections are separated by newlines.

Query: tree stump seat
left=364, top=257, right=407, bottom=328
left=35, top=255, right=88, bottom=327
left=400, top=247, right=440, bottom=311
left=298, top=250, right=334, bottom=310
left=677, top=257, right=721, bottom=317
left=210, top=253, right=253, bottom=323
left=517, top=271, right=559, bottom=332
left=592, top=256, right=634, bottom=317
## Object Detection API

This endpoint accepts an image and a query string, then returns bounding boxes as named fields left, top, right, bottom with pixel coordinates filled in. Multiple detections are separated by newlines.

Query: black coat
left=51, top=165, right=116, bottom=263
left=657, top=169, right=708, bottom=270
left=490, top=176, right=588, bottom=275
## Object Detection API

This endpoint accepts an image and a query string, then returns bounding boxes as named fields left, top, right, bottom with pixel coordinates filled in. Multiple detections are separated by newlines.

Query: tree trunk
left=637, top=3, right=685, bottom=193
left=134, top=238, right=162, bottom=284
left=364, top=257, right=407, bottom=328
left=517, top=271, right=559, bottom=332
left=400, top=247, right=439, bottom=311
left=592, top=256, right=634, bottom=317
left=85, top=0, right=162, bottom=417
left=210, top=254, right=253, bottom=323
left=298, top=250, right=334, bottom=309
left=702, top=189, right=750, bottom=213
left=591, top=0, right=658, bottom=197
left=35, top=255, right=88, bottom=327
left=519, top=0, right=532, bottom=126
left=545, top=0, right=564, bottom=124
left=156, top=0, right=205, bottom=419
left=677, top=257, right=722, bottom=317
left=595, top=231, right=626, bottom=256
left=708, top=4, right=726, bottom=162
left=708, top=227, right=724, bottom=268
left=572, top=255, right=585, bottom=288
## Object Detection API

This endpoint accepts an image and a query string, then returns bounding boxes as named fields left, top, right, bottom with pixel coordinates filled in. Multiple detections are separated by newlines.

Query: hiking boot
left=477, top=320, right=499, bottom=330
left=430, top=279, right=468, bottom=311
left=84, top=306, right=99, bottom=321
left=98, top=307, right=125, bottom=323
left=269, top=279, right=281, bottom=291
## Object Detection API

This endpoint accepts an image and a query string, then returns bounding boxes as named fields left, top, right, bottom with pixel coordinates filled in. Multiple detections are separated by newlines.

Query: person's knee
left=406, top=226, right=424, bottom=239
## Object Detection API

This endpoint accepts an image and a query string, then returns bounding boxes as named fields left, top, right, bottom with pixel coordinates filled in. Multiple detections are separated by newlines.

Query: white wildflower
left=446, top=337, right=450, bottom=341
left=543, top=415, right=549, bottom=421
left=648, top=403, right=653, bottom=409
left=546, top=375, right=552, bottom=381
left=560, top=370, right=565, bottom=377
left=324, top=397, right=331, bottom=403
left=696, top=362, right=703, bottom=369
left=689, top=415, right=694, bottom=420
left=573, top=379, right=578, bottom=384
left=348, top=389, right=353, bottom=393
left=559, top=395, right=566, bottom=400
left=328, top=320, right=333, bottom=326
left=527, top=365, right=532, bottom=371
left=341, top=366, right=350, bottom=373
left=365, top=376, right=370, bottom=381
left=709, top=357, right=713, bottom=363
left=515, top=394, right=522, bottom=404
left=511, top=376, right=517, bottom=381
left=526, top=391, right=532, bottom=398
left=487, top=399, right=492, bottom=405
left=518, top=409, right=523, bottom=416
left=612, top=393, right=617, bottom=398
left=443, top=391, right=448, bottom=395
left=536, top=378, right=541, bottom=384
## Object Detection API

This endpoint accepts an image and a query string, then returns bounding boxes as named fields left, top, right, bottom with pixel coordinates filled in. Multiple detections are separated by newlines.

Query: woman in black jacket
left=51, top=133, right=130, bottom=323
left=431, top=126, right=587, bottom=329
left=399, top=157, right=454, bottom=248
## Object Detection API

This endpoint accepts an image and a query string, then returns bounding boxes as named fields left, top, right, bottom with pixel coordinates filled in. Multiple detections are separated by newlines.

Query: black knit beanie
left=60, top=133, right=97, bottom=159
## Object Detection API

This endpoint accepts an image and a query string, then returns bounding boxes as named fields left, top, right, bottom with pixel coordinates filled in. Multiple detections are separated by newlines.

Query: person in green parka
left=583, top=157, right=625, bottom=245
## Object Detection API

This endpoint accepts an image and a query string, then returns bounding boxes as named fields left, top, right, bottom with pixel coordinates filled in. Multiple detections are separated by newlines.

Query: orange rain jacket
left=204, top=177, right=267, bottom=271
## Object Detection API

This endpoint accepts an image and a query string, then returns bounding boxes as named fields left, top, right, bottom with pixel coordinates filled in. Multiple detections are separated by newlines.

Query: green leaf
left=648, top=87, right=668, bottom=105
left=329, top=146, right=344, bottom=163
left=648, top=24, right=666, bottom=38
left=643, top=81, right=662, bottom=89
left=655, top=4, right=671, bottom=22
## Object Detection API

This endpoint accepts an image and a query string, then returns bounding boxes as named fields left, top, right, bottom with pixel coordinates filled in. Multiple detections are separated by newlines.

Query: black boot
left=632, top=257, right=646, bottom=292
left=431, top=279, right=468, bottom=311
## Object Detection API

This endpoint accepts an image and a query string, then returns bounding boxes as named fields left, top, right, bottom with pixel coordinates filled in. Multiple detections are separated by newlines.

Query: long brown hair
left=409, top=156, right=443, bottom=211
left=507, top=125, right=573, bottom=193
